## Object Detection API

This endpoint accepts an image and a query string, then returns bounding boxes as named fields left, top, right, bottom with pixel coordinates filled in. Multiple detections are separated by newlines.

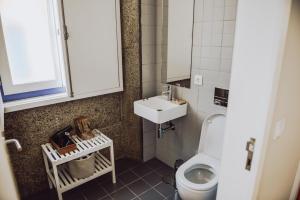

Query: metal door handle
left=245, top=138, right=255, bottom=171
left=5, top=139, right=22, bottom=152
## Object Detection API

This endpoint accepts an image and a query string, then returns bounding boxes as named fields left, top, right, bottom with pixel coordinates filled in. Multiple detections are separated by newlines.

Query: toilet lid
left=176, top=154, right=219, bottom=191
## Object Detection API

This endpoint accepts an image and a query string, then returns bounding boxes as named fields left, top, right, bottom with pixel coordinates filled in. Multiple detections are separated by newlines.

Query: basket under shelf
left=47, top=152, right=112, bottom=192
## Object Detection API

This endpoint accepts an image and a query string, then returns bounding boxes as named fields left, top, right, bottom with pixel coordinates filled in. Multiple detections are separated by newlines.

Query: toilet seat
left=176, top=153, right=220, bottom=191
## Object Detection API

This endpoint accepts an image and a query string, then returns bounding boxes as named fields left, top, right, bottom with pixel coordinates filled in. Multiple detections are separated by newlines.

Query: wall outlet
left=194, top=74, right=203, bottom=86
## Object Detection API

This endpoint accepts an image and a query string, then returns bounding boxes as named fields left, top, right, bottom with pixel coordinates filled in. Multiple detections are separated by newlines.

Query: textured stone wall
left=120, top=0, right=143, bottom=160
left=4, top=0, right=142, bottom=197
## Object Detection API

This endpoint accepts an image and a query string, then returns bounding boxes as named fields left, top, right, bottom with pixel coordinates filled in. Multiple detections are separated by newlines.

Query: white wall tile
left=220, top=58, right=232, bottom=72
left=142, top=26, right=156, bottom=45
left=214, top=0, right=225, bottom=7
left=194, top=0, right=204, bottom=22
left=203, top=0, right=214, bottom=21
left=142, top=64, right=156, bottom=82
left=224, top=6, right=237, bottom=20
left=222, top=33, right=235, bottom=46
left=142, top=0, right=237, bottom=165
left=201, top=47, right=222, bottom=58
left=221, top=47, right=233, bottom=59
left=141, top=0, right=158, bottom=157
left=141, top=13, right=156, bottom=26
left=225, top=0, right=238, bottom=7
left=214, top=6, right=225, bottom=21
left=142, top=5, right=156, bottom=15
left=223, top=21, right=236, bottom=34
left=142, top=47, right=156, bottom=65
left=193, top=23, right=203, bottom=46
left=141, top=0, right=157, bottom=6
left=200, top=58, right=221, bottom=71
left=143, top=145, right=156, bottom=161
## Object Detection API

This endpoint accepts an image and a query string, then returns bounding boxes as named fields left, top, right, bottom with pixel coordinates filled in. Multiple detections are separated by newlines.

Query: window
left=0, top=0, right=123, bottom=112
left=0, top=0, right=66, bottom=101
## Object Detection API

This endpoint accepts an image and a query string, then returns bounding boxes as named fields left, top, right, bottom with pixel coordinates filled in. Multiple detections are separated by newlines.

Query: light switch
left=273, top=118, right=286, bottom=140
left=194, top=75, right=203, bottom=86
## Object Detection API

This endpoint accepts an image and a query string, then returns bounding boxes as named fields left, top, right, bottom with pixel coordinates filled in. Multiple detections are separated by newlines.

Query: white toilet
left=176, top=113, right=226, bottom=200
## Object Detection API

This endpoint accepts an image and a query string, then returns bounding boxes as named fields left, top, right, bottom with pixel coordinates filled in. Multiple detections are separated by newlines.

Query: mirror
left=159, top=0, right=194, bottom=88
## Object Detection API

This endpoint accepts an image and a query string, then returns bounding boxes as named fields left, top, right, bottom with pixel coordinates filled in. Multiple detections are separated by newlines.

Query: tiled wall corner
left=154, top=0, right=238, bottom=166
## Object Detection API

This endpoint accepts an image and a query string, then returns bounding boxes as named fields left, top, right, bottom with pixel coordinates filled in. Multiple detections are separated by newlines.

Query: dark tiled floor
left=24, top=158, right=180, bottom=200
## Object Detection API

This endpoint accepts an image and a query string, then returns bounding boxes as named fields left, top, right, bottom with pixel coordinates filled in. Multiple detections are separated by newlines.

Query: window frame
left=0, top=0, right=124, bottom=113
left=0, top=0, right=69, bottom=96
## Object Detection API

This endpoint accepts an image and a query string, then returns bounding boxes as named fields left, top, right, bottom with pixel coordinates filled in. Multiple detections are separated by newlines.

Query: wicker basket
left=68, top=153, right=95, bottom=179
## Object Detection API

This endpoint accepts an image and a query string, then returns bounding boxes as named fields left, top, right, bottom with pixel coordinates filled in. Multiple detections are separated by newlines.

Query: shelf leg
left=110, top=144, right=116, bottom=184
left=53, top=165, right=63, bottom=200
left=42, top=151, right=53, bottom=189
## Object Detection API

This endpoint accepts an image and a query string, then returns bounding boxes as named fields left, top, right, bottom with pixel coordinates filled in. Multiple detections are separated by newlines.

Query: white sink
left=134, top=96, right=187, bottom=124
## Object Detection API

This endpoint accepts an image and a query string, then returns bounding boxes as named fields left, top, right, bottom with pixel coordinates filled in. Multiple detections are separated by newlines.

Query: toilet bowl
left=176, top=113, right=226, bottom=200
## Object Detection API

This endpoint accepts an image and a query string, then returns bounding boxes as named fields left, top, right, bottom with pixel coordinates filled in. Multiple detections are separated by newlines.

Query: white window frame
left=0, top=0, right=123, bottom=113
left=0, top=0, right=68, bottom=95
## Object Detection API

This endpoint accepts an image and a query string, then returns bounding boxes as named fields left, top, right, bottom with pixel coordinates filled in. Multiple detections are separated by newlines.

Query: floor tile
left=115, top=158, right=140, bottom=174
left=155, top=165, right=174, bottom=177
left=154, top=182, right=175, bottom=197
left=96, top=173, right=114, bottom=184
left=142, top=172, right=162, bottom=186
left=166, top=191, right=182, bottom=200
left=63, top=188, right=86, bottom=200
left=100, top=195, right=113, bottom=200
left=132, top=163, right=153, bottom=177
left=127, top=179, right=151, bottom=196
left=119, top=170, right=139, bottom=185
left=145, top=158, right=167, bottom=170
left=139, top=189, right=164, bottom=200
left=23, top=189, right=58, bottom=200
left=102, top=179, right=125, bottom=194
left=111, top=187, right=136, bottom=200
left=82, top=181, right=107, bottom=200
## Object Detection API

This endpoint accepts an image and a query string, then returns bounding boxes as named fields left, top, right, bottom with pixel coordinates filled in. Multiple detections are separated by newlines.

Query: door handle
left=5, top=139, right=22, bottom=152
left=245, top=138, right=255, bottom=171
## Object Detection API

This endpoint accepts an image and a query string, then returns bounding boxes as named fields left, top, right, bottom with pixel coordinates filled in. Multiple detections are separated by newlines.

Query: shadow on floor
left=23, top=157, right=180, bottom=200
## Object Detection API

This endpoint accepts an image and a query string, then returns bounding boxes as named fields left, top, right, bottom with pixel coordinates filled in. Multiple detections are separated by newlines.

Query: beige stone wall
left=4, top=0, right=142, bottom=197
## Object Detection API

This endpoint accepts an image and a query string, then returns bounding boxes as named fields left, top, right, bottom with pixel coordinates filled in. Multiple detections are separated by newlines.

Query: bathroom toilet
left=176, top=113, right=226, bottom=200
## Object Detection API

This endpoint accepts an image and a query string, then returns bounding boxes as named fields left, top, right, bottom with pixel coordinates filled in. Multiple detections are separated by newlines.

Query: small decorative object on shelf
left=50, top=125, right=77, bottom=155
left=41, top=130, right=116, bottom=200
left=74, top=116, right=95, bottom=140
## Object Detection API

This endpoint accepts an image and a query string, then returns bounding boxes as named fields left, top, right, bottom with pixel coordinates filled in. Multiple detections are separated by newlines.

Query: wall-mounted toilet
left=176, top=113, right=226, bottom=200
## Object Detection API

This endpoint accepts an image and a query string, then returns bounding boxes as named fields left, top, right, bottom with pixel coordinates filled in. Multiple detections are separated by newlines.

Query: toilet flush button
left=273, top=118, right=286, bottom=140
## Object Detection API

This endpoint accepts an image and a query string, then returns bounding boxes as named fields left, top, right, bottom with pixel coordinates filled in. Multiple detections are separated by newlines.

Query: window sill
left=4, top=87, right=124, bottom=113
left=4, top=93, right=71, bottom=113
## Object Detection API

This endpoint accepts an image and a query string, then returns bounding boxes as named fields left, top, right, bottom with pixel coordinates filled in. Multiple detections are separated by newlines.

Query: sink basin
left=134, top=96, right=187, bottom=124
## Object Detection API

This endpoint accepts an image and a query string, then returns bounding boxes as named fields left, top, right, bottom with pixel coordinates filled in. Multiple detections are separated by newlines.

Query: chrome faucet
left=162, top=85, right=172, bottom=101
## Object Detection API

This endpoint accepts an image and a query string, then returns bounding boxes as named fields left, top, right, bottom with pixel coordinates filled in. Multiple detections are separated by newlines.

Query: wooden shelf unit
left=42, top=130, right=116, bottom=200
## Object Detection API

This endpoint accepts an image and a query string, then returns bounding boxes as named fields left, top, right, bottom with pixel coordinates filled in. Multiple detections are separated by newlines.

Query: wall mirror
left=159, top=0, right=194, bottom=88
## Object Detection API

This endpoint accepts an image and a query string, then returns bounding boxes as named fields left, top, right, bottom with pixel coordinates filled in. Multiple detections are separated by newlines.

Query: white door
left=0, top=94, right=20, bottom=200
left=217, top=0, right=292, bottom=199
